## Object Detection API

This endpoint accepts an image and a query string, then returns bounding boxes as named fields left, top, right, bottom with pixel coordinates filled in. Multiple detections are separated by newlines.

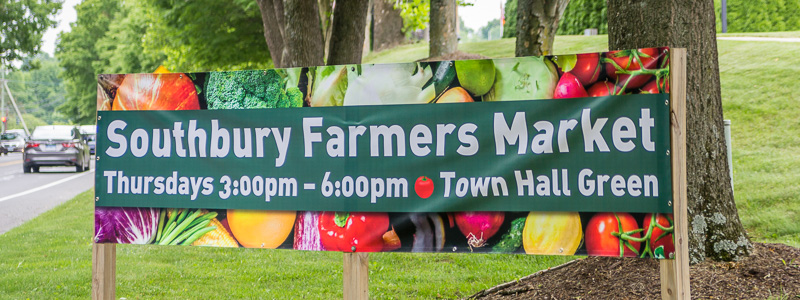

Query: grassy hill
left=1, top=34, right=798, bottom=299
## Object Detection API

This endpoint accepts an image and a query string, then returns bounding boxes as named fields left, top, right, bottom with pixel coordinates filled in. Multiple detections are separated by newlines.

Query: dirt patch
left=417, top=51, right=489, bottom=62
left=469, top=243, right=800, bottom=299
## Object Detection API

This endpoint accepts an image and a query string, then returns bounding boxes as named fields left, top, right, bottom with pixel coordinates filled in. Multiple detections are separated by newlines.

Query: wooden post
left=661, top=48, right=690, bottom=300
left=92, top=243, right=116, bottom=300
left=343, top=252, right=369, bottom=300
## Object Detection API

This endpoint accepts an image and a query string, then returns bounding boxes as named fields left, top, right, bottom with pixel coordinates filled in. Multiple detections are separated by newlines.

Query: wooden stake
left=661, top=48, right=690, bottom=300
left=343, top=252, right=369, bottom=300
left=92, top=243, right=116, bottom=300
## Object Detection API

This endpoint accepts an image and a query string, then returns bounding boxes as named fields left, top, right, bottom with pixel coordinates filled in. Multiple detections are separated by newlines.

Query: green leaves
left=395, top=0, right=431, bottom=35
left=0, top=0, right=61, bottom=68
left=55, top=0, right=271, bottom=123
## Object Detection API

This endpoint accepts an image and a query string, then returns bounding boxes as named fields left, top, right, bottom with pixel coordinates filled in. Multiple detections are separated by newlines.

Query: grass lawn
left=1, top=34, right=798, bottom=298
left=0, top=190, right=573, bottom=299
left=718, top=31, right=800, bottom=38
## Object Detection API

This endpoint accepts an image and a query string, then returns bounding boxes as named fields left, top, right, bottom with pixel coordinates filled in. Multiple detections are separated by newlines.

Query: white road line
left=0, top=170, right=94, bottom=203
left=0, top=160, right=21, bottom=167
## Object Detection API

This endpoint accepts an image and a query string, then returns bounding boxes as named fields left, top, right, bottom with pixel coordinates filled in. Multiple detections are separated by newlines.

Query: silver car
left=23, top=125, right=91, bottom=173
left=0, top=132, right=26, bottom=152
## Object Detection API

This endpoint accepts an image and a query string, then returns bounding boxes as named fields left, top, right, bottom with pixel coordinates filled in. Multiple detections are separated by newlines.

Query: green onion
left=169, top=219, right=211, bottom=246
left=159, top=209, right=203, bottom=245
left=186, top=212, right=217, bottom=229
left=161, top=208, right=180, bottom=237
left=175, top=209, right=189, bottom=226
left=180, top=226, right=217, bottom=246
left=155, top=208, right=167, bottom=243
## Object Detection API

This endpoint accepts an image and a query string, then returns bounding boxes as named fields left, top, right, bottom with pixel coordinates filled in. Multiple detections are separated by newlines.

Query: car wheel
left=32, top=166, right=40, bottom=172
left=23, top=165, right=31, bottom=173
left=76, top=163, right=83, bottom=172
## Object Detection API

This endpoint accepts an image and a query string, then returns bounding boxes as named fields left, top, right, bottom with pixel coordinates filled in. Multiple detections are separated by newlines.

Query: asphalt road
left=0, top=152, right=94, bottom=234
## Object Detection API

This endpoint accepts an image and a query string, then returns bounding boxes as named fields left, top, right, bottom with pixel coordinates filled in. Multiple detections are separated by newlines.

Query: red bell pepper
left=318, top=211, right=389, bottom=252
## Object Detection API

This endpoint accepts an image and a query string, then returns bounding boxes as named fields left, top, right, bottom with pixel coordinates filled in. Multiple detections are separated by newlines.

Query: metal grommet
left=668, top=201, right=673, bottom=206
left=666, top=150, right=670, bottom=156
left=97, top=116, right=101, bottom=120
left=665, top=99, right=669, bottom=106
left=95, top=197, right=99, bottom=202
left=96, top=156, right=100, bottom=161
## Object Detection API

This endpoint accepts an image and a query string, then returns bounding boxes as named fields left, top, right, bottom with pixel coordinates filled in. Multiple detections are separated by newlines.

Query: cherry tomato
left=318, top=212, right=389, bottom=252
left=587, top=81, right=622, bottom=97
left=605, top=48, right=660, bottom=90
left=644, top=213, right=675, bottom=259
left=640, top=76, right=669, bottom=94
left=585, top=212, right=641, bottom=257
left=569, top=53, right=602, bottom=86
left=414, top=176, right=435, bottom=199
left=553, top=72, right=588, bottom=99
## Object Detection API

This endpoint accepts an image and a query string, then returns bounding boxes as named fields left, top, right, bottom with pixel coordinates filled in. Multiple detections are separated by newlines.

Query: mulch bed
left=468, top=243, right=800, bottom=299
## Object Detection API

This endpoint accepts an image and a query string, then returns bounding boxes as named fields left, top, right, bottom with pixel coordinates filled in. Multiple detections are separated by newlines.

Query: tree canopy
left=5, top=54, right=68, bottom=125
left=55, top=0, right=269, bottom=123
left=0, top=0, right=61, bottom=68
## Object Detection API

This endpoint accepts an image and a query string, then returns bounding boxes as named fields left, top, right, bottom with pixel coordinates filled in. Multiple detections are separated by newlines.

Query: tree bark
left=282, top=0, right=325, bottom=68
left=429, top=0, right=457, bottom=57
left=256, top=0, right=286, bottom=67
left=515, top=0, right=569, bottom=57
left=372, top=0, right=406, bottom=52
left=608, top=0, right=751, bottom=263
left=327, top=0, right=370, bottom=65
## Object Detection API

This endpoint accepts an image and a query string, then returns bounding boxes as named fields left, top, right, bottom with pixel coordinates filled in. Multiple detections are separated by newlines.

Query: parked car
left=79, top=125, right=97, bottom=155
left=0, top=132, right=26, bottom=153
left=23, top=125, right=91, bottom=173
left=6, top=129, right=29, bottom=140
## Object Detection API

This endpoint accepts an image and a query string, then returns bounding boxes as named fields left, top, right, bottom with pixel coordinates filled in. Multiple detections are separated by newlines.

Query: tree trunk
left=429, top=0, right=457, bottom=57
left=282, top=0, right=325, bottom=68
left=515, top=0, right=569, bottom=57
left=372, top=0, right=405, bottom=52
left=327, top=0, right=370, bottom=65
left=608, top=0, right=751, bottom=263
left=256, top=0, right=286, bottom=67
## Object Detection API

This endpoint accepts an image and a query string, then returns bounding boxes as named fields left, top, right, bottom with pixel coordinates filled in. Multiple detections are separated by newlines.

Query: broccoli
left=205, top=70, right=303, bottom=109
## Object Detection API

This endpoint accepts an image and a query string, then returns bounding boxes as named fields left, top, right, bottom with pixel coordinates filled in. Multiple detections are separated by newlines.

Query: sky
left=459, top=0, right=505, bottom=32
left=40, top=0, right=80, bottom=57
left=39, top=0, right=504, bottom=57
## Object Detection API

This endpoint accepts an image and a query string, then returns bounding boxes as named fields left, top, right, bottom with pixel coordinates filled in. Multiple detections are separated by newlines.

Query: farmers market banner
left=95, top=48, right=677, bottom=258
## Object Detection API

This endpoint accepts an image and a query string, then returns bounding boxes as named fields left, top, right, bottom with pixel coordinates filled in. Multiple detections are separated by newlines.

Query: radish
left=455, top=211, right=505, bottom=249
left=553, top=72, right=589, bottom=99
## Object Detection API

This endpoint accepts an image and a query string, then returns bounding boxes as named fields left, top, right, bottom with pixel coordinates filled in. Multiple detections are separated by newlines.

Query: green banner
left=96, top=93, right=671, bottom=213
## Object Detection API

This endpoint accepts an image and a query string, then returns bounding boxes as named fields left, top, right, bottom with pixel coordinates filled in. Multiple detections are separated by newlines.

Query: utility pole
left=1, top=69, right=6, bottom=133
left=0, top=69, right=31, bottom=135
